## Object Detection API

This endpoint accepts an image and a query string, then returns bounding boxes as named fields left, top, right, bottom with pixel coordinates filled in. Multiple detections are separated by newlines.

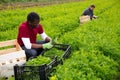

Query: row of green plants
left=0, top=0, right=115, bottom=41
left=50, top=1, right=120, bottom=80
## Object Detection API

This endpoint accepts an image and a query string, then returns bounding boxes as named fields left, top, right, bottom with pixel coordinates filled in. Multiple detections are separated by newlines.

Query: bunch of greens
left=44, top=48, right=64, bottom=59
left=26, top=55, right=51, bottom=66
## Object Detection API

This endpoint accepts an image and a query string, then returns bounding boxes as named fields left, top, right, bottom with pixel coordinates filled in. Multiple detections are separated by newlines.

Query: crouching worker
left=17, top=12, right=53, bottom=60
left=80, top=4, right=98, bottom=23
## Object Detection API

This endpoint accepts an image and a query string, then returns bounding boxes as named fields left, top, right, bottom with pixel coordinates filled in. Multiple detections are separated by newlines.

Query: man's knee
left=30, top=50, right=37, bottom=56
left=22, top=46, right=37, bottom=56
left=23, top=49, right=37, bottom=59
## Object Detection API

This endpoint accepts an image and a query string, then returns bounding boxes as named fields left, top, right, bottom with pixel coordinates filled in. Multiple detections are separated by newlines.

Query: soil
left=0, top=0, right=82, bottom=10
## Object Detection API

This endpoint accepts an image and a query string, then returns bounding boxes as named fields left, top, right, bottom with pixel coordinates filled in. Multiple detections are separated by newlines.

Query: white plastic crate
left=0, top=39, right=26, bottom=78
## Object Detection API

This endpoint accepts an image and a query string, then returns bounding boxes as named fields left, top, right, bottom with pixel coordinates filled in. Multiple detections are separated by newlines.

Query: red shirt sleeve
left=38, top=24, right=44, bottom=34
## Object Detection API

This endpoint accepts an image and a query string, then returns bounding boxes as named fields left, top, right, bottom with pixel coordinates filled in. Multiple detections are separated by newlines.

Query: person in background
left=17, top=12, right=53, bottom=60
left=80, top=4, right=97, bottom=23
left=82, top=4, right=97, bottom=20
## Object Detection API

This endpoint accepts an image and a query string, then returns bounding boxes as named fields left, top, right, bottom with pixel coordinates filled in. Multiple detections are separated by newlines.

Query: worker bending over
left=17, top=12, right=53, bottom=60
left=80, top=4, right=97, bottom=23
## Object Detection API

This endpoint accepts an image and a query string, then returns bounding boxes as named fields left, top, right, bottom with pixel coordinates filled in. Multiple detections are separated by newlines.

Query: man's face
left=28, top=19, right=39, bottom=28
left=90, top=7, right=95, bottom=11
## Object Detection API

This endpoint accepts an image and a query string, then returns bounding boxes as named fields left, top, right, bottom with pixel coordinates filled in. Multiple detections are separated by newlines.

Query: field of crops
left=0, top=0, right=59, bottom=3
left=0, top=0, right=120, bottom=80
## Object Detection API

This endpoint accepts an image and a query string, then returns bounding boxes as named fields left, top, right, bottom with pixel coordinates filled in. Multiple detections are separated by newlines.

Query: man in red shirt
left=17, top=12, right=53, bottom=60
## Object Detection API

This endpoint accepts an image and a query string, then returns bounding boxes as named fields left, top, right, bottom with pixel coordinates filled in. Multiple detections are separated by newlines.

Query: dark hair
left=90, top=4, right=95, bottom=8
left=27, top=12, right=40, bottom=22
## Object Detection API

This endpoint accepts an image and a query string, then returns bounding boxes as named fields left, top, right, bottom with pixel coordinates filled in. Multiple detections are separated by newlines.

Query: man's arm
left=31, top=43, right=42, bottom=48
left=37, top=24, right=51, bottom=42
left=82, top=8, right=94, bottom=20
left=22, top=38, right=53, bottom=49
left=22, top=38, right=42, bottom=49
left=90, top=14, right=93, bottom=20
left=40, top=32, right=51, bottom=42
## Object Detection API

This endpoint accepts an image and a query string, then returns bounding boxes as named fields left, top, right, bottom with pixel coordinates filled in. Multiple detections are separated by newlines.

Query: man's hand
left=42, top=42, right=53, bottom=49
left=93, top=15, right=98, bottom=19
left=45, top=37, right=51, bottom=43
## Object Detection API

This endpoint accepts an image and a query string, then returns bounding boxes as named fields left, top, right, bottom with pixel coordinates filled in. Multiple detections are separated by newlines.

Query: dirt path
left=0, top=0, right=82, bottom=10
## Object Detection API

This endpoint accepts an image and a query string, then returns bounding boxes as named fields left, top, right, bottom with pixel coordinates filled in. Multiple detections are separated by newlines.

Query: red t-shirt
left=17, top=21, right=44, bottom=46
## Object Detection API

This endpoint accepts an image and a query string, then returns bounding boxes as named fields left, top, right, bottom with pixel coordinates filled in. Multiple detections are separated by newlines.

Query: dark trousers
left=21, top=40, right=45, bottom=60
